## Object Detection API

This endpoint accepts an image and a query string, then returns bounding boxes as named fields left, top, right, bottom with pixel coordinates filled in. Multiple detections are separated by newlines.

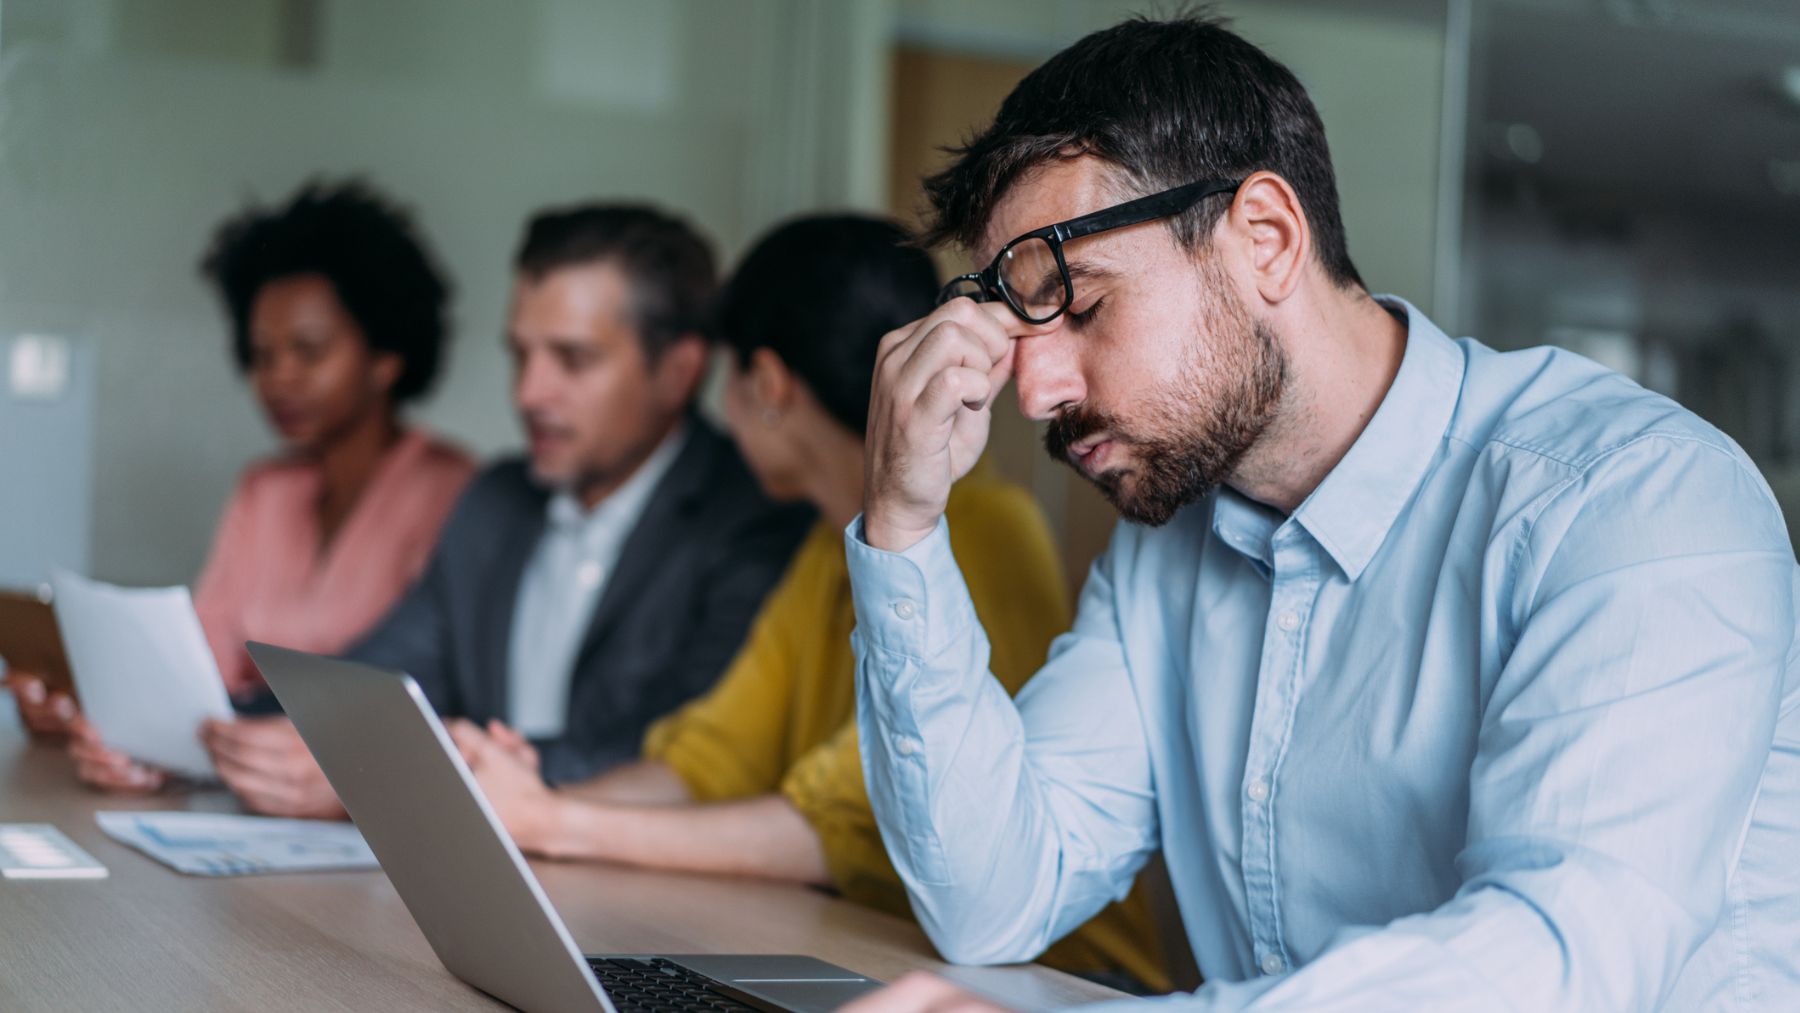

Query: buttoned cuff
left=844, top=514, right=977, bottom=661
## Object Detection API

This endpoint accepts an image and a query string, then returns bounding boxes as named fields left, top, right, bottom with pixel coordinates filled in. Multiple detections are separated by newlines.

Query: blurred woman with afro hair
left=11, top=180, right=475, bottom=815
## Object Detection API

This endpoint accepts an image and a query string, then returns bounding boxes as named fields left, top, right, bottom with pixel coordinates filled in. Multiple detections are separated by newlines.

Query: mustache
left=522, top=411, right=570, bottom=432
left=1044, top=404, right=1120, bottom=465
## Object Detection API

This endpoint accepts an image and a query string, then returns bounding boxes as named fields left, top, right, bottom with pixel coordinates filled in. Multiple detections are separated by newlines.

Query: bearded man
left=840, top=13, right=1798, bottom=1013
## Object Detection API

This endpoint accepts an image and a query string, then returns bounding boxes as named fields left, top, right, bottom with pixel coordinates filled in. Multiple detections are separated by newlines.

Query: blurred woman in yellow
left=452, top=214, right=1168, bottom=992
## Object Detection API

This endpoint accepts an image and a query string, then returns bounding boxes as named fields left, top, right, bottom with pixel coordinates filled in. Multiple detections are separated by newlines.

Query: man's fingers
left=878, top=301, right=1015, bottom=392
left=927, top=297, right=1020, bottom=357
left=986, top=340, right=1016, bottom=391
left=863, top=298, right=1022, bottom=553
left=897, top=320, right=1004, bottom=394
left=919, top=366, right=1000, bottom=419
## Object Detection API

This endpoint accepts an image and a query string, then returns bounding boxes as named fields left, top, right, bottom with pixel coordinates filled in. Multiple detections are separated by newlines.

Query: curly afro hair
left=199, top=179, right=453, bottom=404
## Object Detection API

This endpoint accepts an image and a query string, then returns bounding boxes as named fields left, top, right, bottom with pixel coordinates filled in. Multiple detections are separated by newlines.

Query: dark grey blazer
left=344, top=419, right=812, bottom=784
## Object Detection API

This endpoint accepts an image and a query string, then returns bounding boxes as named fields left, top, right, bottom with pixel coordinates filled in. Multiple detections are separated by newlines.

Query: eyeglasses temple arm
left=1053, top=179, right=1243, bottom=244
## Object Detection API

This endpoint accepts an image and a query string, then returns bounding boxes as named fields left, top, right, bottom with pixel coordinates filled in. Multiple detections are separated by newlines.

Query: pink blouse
left=192, top=429, right=475, bottom=697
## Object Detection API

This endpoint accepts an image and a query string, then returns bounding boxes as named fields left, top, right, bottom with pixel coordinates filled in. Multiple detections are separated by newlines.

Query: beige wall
left=0, top=0, right=891, bottom=585
left=0, top=0, right=1448, bottom=588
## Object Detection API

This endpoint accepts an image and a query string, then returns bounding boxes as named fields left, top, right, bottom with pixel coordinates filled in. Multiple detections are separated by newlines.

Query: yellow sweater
left=643, top=468, right=1169, bottom=991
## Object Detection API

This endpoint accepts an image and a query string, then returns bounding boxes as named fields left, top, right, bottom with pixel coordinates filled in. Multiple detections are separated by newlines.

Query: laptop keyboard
left=587, top=957, right=760, bottom=1012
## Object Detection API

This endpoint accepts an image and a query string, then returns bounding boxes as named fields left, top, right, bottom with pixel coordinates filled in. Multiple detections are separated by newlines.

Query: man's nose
left=1011, top=330, right=1086, bottom=421
left=513, top=352, right=556, bottom=410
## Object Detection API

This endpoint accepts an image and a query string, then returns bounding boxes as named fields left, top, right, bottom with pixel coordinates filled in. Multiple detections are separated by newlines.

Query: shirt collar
left=1287, top=297, right=1465, bottom=581
left=1211, top=489, right=1282, bottom=580
left=546, top=421, right=689, bottom=535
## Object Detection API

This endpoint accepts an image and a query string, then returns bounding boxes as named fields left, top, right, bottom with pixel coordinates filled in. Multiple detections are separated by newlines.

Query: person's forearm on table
left=559, top=758, right=693, bottom=806
left=519, top=792, right=830, bottom=883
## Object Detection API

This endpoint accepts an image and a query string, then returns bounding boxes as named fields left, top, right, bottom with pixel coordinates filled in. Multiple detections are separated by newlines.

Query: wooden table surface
left=0, top=711, right=1121, bottom=1011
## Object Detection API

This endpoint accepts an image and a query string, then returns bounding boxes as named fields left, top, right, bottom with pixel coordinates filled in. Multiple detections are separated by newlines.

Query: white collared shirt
left=507, top=424, right=687, bottom=738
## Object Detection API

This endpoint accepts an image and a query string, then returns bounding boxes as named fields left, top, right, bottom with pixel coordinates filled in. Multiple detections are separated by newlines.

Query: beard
left=1043, top=266, right=1288, bottom=527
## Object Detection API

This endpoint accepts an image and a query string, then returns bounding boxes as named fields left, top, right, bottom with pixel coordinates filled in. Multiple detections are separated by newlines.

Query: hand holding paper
left=50, top=571, right=233, bottom=780
left=68, top=713, right=167, bottom=792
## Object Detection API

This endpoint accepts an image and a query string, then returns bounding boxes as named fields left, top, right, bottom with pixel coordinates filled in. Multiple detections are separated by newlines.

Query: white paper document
left=96, top=811, right=379, bottom=876
left=50, top=571, right=233, bottom=779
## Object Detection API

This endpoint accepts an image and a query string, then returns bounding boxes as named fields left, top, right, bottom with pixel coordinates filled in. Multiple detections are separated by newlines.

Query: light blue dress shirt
left=508, top=424, right=686, bottom=738
left=846, top=300, right=1799, bottom=1010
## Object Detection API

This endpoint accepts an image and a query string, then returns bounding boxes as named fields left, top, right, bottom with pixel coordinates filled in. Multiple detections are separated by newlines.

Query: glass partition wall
left=1458, top=0, right=1800, bottom=548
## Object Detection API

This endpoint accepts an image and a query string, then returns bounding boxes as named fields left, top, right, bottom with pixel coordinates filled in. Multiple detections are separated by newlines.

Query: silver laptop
left=248, top=642, right=882, bottom=1013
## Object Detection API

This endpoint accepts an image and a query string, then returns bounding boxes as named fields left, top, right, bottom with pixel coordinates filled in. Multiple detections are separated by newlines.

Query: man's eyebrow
left=1017, top=264, right=1066, bottom=305
left=1064, top=259, right=1119, bottom=283
left=1012, top=256, right=1118, bottom=306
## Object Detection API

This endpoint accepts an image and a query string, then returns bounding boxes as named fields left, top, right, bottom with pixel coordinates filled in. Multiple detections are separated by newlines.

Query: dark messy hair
left=513, top=203, right=717, bottom=362
left=921, top=11, right=1364, bottom=289
left=200, top=179, right=453, bottom=403
left=714, top=214, right=938, bottom=433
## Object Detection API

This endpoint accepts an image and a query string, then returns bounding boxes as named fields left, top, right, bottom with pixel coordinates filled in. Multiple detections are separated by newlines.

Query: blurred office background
left=0, top=0, right=1795, bottom=595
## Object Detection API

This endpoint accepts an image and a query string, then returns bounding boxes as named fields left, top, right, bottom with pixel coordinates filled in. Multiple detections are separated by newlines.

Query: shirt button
left=894, top=736, right=920, bottom=757
left=1276, top=611, right=1300, bottom=632
left=576, top=560, right=604, bottom=590
left=1260, top=953, right=1284, bottom=975
left=892, top=599, right=918, bottom=620
left=1246, top=777, right=1270, bottom=802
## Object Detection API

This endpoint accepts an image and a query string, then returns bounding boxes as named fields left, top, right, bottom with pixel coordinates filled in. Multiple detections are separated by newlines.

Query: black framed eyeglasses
left=938, top=177, right=1244, bottom=325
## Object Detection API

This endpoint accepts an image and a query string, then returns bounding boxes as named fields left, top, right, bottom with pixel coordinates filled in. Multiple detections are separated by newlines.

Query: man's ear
left=652, top=333, right=710, bottom=407
left=1227, top=170, right=1310, bottom=305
